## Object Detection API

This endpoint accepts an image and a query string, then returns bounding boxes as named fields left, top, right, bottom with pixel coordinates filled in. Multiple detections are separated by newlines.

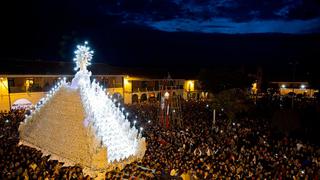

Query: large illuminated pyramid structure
left=19, top=42, right=146, bottom=172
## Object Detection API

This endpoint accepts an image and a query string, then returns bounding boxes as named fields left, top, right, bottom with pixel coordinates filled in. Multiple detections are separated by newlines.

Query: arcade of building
left=0, top=74, right=208, bottom=112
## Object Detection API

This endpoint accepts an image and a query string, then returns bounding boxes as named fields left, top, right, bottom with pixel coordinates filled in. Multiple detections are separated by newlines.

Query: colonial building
left=269, top=81, right=318, bottom=97
left=0, top=60, right=207, bottom=111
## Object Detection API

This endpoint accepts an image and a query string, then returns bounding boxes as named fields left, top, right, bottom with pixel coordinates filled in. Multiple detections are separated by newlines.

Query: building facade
left=0, top=74, right=207, bottom=112
left=269, top=81, right=318, bottom=97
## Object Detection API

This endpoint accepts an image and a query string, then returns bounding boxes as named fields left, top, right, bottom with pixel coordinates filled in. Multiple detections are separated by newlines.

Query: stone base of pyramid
left=19, top=86, right=141, bottom=177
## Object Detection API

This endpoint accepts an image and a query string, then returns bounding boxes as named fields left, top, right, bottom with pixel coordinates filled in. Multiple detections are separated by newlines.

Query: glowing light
left=281, top=84, right=286, bottom=88
left=71, top=42, right=145, bottom=162
left=22, top=42, right=146, bottom=164
left=73, top=41, right=94, bottom=71
left=164, top=92, right=170, bottom=99
left=300, top=84, right=306, bottom=89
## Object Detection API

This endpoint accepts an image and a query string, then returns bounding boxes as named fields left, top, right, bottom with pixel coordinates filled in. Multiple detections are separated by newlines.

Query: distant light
left=126, top=112, right=129, bottom=116
left=300, top=84, right=306, bottom=89
left=221, top=108, right=224, bottom=111
left=164, top=92, right=170, bottom=99
left=232, top=123, right=235, bottom=126
left=281, top=84, right=286, bottom=88
left=5, top=119, right=9, bottom=123
left=148, top=120, right=151, bottom=123
left=134, top=120, right=137, bottom=124
left=173, top=109, right=175, bottom=113
left=206, top=104, right=209, bottom=108
left=140, top=127, right=143, bottom=131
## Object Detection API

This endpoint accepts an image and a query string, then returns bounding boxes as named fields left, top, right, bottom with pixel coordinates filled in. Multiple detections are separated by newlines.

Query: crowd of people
left=124, top=101, right=320, bottom=179
left=0, top=110, right=93, bottom=179
left=1, top=100, right=320, bottom=179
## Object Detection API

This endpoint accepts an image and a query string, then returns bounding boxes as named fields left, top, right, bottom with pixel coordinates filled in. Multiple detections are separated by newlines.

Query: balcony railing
left=132, top=87, right=184, bottom=93
left=9, top=86, right=45, bottom=93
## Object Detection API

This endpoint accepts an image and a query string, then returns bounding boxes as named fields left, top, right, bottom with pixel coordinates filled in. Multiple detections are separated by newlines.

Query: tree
left=198, top=66, right=253, bottom=94
left=198, top=66, right=254, bottom=121
left=211, top=88, right=251, bottom=121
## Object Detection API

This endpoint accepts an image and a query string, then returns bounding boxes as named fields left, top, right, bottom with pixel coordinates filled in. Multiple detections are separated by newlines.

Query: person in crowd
left=1, top=100, right=319, bottom=179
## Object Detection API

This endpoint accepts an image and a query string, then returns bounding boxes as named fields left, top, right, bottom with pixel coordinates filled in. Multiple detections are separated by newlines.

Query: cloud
left=102, top=0, right=320, bottom=33
left=139, top=18, right=320, bottom=34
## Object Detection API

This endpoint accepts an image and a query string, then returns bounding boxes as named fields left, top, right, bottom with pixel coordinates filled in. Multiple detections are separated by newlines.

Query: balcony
left=9, top=85, right=45, bottom=93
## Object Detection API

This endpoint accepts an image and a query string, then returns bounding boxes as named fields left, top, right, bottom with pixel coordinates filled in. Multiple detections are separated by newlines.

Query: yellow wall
left=0, top=91, right=46, bottom=112
left=280, top=88, right=317, bottom=97
left=184, top=80, right=195, bottom=92
left=183, top=80, right=195, bottom=99
left=10, top=92, right=46, bottom=106
left=123, top=77, right=132, bottom=104
left=0, top=77, right=10, bottom=112
left=106, top=88, right=123, bottom=96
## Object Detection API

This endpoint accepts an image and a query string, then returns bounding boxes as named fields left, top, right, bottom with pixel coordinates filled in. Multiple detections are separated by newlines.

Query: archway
left=140, top=94, right=147, bottom=102
left=132, top=94, right=139, bottom=104
left=148, top=93, right=156, bottom=102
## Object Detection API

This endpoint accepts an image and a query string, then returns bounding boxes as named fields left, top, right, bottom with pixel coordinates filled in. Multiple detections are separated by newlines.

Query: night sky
left=3, top=0, right=320, bottom=80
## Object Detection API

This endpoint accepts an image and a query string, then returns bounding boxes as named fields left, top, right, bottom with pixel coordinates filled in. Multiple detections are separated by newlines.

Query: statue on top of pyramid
left=73, top=41, right=94, bottom=72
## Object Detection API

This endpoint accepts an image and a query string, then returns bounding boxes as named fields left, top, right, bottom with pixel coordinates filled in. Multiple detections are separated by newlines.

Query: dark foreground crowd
left=1, top=101, right=319, bottom=179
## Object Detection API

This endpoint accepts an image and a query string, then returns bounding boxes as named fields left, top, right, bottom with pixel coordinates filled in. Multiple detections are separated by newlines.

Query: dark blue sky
left=3, top=0, right=320, bottom=80
left=103, top=0, right=320, bottom=34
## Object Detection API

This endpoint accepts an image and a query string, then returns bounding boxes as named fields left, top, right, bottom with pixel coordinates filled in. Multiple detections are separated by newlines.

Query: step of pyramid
left=20, top=87, right=98, bottom=167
